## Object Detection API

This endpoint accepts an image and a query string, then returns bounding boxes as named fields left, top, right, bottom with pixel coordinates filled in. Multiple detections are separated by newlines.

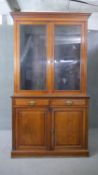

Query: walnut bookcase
left=11, top=12, right=90, bottom=157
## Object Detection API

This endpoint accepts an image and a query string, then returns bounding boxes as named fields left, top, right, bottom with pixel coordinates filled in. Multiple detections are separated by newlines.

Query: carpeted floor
left=0, top=129, right=98, bottom=175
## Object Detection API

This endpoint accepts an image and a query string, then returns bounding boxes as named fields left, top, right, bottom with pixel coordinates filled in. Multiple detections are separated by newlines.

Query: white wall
left=88, top=12, right=98, bottom=30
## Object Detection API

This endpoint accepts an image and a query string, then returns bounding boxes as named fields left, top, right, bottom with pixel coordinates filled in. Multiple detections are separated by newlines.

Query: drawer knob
left=29, top=101, right=36, bottom=106
left=66, top=100, right=73, bottom=105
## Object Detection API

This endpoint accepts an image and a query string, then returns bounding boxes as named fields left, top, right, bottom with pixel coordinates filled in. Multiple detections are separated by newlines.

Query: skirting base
left=11, top=149, right=89, bottom=158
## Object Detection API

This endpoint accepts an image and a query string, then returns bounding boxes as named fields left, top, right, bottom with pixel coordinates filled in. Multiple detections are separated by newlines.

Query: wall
left=88, top=30, right=98, bottom=128
left=0, top=16, right=13, bottom=130
left=0, top=16, right=98, bottom=129
left=88, top=13, right=98, bottom=30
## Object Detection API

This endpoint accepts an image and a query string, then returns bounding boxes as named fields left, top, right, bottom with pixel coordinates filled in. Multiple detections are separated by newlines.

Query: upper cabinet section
left=11, top=12, right=90, bottom=96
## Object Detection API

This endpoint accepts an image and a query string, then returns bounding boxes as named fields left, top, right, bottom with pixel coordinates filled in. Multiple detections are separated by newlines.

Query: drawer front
left=51, top=99, right=87, bottom=106
left=14, top=98, right=49, bottom=107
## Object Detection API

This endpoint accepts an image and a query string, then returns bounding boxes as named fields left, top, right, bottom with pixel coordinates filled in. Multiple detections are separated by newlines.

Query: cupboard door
left=52, top=108, right=87, bottom=150
left=19, top=25, right=47, bottom=91
left=15, top=108, right=49, bottom=150
left=54, top=25, right=81, bottom=91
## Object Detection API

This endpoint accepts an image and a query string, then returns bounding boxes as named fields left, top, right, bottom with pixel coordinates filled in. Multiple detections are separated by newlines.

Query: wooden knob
left=66, top=100, right=73, bottom=105
left=29, top=101, right=36, bottom=106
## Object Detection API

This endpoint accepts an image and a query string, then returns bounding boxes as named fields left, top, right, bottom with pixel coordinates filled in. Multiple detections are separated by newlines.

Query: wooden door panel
left=52, top=108, right=85, bottom=149
left=15, top=108, right=48, bottom=150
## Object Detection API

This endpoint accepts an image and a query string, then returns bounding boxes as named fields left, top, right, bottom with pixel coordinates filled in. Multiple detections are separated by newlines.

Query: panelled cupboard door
left=52, top=108, right=87, bottom=150
left=15, top=108, right=49, bottom=150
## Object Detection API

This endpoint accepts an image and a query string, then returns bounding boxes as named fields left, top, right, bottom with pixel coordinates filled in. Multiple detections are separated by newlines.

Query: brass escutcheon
left=29, top=100, right=36, bottom=106
left=66, top=100, right=73, bottom=105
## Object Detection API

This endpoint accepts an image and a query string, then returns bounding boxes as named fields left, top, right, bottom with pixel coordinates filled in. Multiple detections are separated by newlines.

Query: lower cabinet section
left=11, top=97, right=89, bottom=157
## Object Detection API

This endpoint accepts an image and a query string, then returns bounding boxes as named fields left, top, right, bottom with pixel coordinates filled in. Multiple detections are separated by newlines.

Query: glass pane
left=54, top=25, right=81, bottom=90
left=20, top=25, right=47, bottom=90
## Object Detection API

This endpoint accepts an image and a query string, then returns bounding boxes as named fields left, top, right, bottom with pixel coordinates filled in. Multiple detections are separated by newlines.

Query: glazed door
left=53, top=24, right=86, bottom=94
left=51, top=108, right=87, bottom=150
left=16, top=23, right=52, bottom=95
left=54, top=25, right=81, bottom=91
left=15, top=108, right=49, bottom=151
left=20, top=25, right=47, bottom=91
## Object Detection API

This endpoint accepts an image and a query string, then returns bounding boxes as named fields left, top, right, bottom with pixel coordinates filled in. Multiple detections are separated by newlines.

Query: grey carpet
left=0, top=129, right=98, bottom=175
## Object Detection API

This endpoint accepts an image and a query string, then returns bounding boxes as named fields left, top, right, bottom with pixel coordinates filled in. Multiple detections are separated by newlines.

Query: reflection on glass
left=20, top=25, right=47, bottom=90
left=54, top=25, right=81, bottom=90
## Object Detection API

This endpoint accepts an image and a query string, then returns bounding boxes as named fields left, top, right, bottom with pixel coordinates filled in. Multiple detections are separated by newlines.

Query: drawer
left=14, top=98, right=49, bottom=107
left=51, top=99, right=87, bottom=106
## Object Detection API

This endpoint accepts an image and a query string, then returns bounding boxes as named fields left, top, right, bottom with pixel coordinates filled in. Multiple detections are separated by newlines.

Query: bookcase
left=11, top=12, right=90, bottom=157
